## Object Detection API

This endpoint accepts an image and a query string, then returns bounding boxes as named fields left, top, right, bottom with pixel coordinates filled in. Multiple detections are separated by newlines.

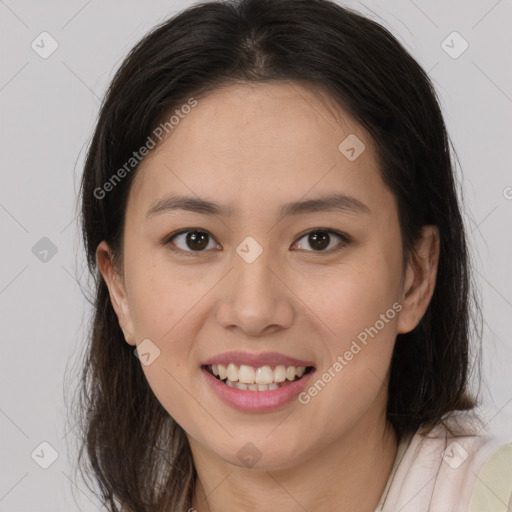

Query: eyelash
left=163, top=228, right=351, bottom=257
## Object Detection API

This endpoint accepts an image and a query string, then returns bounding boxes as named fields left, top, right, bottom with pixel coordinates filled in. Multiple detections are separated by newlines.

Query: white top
left=374, top=413, right=512, bottom=512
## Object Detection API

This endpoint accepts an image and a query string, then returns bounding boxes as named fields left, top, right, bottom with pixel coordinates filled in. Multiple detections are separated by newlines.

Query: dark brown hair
left=70, top=0, right=483, bottom=510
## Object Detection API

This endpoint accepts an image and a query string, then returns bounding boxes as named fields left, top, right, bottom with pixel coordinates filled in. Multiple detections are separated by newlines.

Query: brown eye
left=293, top=229, right=350, bottom=253
left=166, top=228, right=350, bottom=257
left=167, top=230, right=219, bottom=254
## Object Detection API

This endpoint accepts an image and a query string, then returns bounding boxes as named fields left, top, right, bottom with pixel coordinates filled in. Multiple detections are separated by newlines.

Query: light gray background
left=1, top=0, right=511, bottom=510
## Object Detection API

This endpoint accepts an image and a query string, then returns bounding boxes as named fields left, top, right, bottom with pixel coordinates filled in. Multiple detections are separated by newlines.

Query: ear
left=96, top=240, right=136, bottom=346
left=397, top=225, right=440, bottom=334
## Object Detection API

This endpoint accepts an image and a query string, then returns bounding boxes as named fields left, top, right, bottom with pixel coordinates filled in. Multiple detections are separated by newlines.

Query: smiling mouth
left=203, top=364, right=315, bottom=391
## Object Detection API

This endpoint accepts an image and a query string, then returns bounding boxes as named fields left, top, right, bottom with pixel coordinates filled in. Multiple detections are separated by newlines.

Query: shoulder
left=468, top=441, right=512, bottom=511
left=382, top=412, right=512, bottom=512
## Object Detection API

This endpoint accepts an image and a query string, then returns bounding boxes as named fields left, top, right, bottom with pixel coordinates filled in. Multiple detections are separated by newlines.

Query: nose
left=215, top=248, right=294, bottom=337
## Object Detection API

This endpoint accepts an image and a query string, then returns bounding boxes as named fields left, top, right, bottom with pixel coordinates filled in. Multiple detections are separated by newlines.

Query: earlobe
left=397, top=225, right=440, bottom=334
left=96, top=241, right=137, bottom=346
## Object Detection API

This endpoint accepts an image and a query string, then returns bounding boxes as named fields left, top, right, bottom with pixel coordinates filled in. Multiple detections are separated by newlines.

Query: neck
left=190, top=406, right=398, bottom=512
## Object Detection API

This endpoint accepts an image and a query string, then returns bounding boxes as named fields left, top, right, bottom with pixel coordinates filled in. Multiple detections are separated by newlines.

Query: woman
left=74, top=0, right=512, bottom=510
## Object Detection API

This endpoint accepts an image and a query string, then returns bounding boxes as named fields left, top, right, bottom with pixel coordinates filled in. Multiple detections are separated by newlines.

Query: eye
left=164, top=228, right=350, bottom=256
left=292, top=229, right=350, bottom=253
left=165, top=229, right=220, bottom=256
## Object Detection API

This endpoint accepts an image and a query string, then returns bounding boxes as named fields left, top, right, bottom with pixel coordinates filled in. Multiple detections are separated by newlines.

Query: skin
left=97, top=82, right=440, bottom=512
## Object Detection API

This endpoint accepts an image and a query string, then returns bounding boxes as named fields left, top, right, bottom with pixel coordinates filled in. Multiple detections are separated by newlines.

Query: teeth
left=273, top=365, right=287, bottom=382
left=239, top=365, right=256, bottom=384
left=227, top=363, right=238, bottom=381
left=286, top=366, right=296, bottom=381
left=217, top=364, right=227, bottom=380
left=211, top=363, right=308, bottom=385
left=234, top=381, right=279, bottom=391
left=255, top=366, right=274, bottom=384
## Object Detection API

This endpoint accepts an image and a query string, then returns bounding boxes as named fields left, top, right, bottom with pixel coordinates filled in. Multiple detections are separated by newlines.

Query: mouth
left=202, top=363, right=315, bottom=392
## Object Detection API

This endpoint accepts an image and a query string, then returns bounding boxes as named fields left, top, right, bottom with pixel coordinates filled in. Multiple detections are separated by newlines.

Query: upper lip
left=201, top=351, right=315, bottom=368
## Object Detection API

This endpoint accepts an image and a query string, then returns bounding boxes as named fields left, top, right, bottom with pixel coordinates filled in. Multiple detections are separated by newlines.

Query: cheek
left=298, top=240, right=402, bottom=410
left=126, top=247, right=193, bottom=334
left=298, top=262, right=399, bottom=435
left=126, top=251, right=213, bottom=372
left=126, top=260, right=204, bottom=429
left=306, top=254, right=401, bottom=346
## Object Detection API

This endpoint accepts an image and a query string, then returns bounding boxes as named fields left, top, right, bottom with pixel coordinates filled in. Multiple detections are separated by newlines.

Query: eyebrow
left=146, top=192, right=370, bottom=219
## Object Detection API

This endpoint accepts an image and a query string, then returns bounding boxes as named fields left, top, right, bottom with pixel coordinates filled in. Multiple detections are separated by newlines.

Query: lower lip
left=200, top=366, right=316, bottom=413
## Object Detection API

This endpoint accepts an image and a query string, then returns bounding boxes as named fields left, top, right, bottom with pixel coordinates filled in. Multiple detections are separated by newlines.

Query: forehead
left=126, top=82, right=393, bottom=220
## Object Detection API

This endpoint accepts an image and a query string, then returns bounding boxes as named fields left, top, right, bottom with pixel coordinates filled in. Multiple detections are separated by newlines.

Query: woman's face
left=98, top=82, right=437, bottom=470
